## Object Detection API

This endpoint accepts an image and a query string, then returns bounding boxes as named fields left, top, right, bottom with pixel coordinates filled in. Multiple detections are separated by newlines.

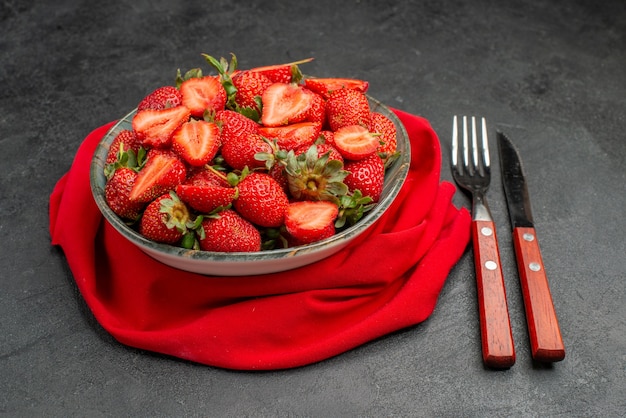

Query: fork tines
left=452, top=115, right=491, bottom=178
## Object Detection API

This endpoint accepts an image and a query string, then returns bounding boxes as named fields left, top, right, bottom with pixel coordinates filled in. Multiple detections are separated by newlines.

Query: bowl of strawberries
left=90, top=54, right=411, bottom=276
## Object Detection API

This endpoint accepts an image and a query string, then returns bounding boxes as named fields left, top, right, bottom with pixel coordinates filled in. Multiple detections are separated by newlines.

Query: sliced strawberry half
left=180, top=76, right=227, bottom=117
left=129, top=150, right=187, bottom=203
left=249, top=58, right=314, bottom=83
left=176, top=183, right=237, bottom=214
left=284, top=201, right=339, bottom=245
left=333, top=125, right=380, bottom=160
left=171, top=119, right=220, bottom=166
left=260, top=83, right=316, bottom=127
left=303, top=78, right=369, bottom=99
left=132, top=106, right=191, bottom=148
left=258, top=121, right=322, bottom=151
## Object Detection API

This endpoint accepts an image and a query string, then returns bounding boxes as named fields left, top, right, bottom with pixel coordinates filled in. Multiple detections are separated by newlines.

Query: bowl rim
left=89, top=95, right=411, bottom=266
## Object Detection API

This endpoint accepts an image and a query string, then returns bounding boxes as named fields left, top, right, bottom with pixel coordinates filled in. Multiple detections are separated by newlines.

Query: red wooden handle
left=472, top=220, right=516, bottom=368
left=512, top=227, right=565, bottom=362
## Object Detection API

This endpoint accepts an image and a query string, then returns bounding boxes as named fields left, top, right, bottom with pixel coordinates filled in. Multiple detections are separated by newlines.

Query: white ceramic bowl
left=90, top=96, right=411, bottom=276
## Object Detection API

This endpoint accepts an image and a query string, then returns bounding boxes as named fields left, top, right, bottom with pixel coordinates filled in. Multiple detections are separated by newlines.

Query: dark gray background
left=2, top=0, right=624, bottom=416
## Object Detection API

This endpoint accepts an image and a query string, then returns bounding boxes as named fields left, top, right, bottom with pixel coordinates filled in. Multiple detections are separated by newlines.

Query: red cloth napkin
left=49, top=109, right=470, bottom=370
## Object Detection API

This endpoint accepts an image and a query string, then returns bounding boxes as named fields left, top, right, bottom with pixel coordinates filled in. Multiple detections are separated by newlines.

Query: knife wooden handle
left=472, top=220, right=516, bottom=369
left=512, top=226, right=565, bottom=362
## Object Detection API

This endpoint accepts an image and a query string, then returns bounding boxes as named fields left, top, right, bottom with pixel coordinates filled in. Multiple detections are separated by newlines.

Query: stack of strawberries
left=103, top=54, right=399, bottom=252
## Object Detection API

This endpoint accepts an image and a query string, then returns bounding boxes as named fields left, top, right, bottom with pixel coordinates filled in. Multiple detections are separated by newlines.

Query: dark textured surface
left=1, top=0, right=625, bottom=416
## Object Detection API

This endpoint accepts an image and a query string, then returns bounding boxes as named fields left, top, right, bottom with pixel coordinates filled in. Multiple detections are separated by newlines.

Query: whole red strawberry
left=368, top=112, right=397, bottom=158
left=215, top=109, right=259, bottom=146
left=137, top=86, right=183, bottom=111
left=104, top=167, right=144, bottom=221
left=176, top=182, right=238, bottom=214
left=220, top=132, right=272, bottom=171
left=234, top=171, right=289, bottom=227
left=343, top=154, right=385, bottom=202
left=105, top=130, right=142, bottom=165
left=199, top=210, right=261, bottom=252
left=325, top=88, right=370, bottom=131
left=232, top=70, right=273, bottom=113
left=139, top=192, right=191, bottom=245
left=303, top=91, right=326, bottom=124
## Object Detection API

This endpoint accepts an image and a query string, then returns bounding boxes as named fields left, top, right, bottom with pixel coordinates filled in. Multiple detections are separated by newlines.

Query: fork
left=451, top=116, right=516, bottom=369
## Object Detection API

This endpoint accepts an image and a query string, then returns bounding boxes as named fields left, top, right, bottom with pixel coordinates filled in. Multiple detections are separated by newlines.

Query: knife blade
left=497, top=131, right=565, bottom=363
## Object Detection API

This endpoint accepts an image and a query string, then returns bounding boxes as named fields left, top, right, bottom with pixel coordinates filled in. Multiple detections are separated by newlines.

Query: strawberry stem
left=202, top=53, right=238, bottom=106
left=205, top=164, right=230, bottom=183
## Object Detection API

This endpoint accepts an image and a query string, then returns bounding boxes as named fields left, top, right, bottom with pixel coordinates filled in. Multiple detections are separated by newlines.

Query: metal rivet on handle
left=529, top=262, right=541, bottom=272
left=481, top=227, right=493, bottom=236
left=523, top=233, right=535, bottom=242
left=485, top=261, right=498, bottom=270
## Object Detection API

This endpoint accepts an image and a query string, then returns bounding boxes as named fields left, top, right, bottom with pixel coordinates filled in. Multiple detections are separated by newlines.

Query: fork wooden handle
left=472, top=220, right=515, bottom=368
left=512, top=227, right=565, bottom=362
left=472, top=220, right=516, bottom=368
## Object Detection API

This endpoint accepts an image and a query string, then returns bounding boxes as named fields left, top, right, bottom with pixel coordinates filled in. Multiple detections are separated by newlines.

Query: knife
left=497, top=131, right=565, bottom=362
